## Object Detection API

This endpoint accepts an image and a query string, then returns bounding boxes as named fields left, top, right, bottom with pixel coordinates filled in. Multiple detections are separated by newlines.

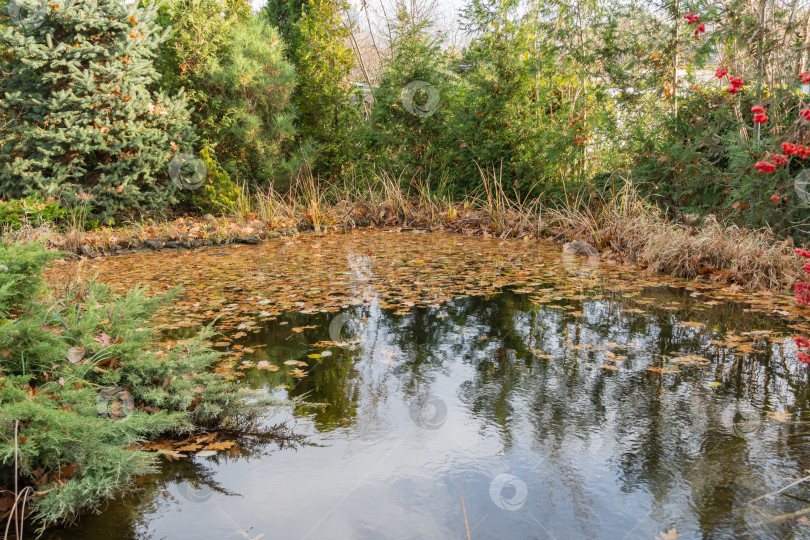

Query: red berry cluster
left=715, top=68, right=745, bottom=93
left=727, top=76, right=744, bottom=94
left=757, top=142, right=810, bottom=174
left=752, top=105, right=769, bottom=124
left=683, top=13, right=705, bottom=35
left=783, top=142, right=810, bottom=158
left=755, top=161, right=776, bottom=173
left=796, top=337, right=810, bottom=364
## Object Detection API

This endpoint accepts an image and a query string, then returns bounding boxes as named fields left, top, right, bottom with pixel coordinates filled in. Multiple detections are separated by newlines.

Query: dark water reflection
left=46, top=286, right=810, bottom=539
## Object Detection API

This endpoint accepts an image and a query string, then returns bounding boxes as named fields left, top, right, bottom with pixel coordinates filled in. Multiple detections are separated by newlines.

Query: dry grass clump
left=641, top=216, right=800, bottom=290
left=549, top=182, right=802, bottom=291
left=1, top=222, right=56, bottom=246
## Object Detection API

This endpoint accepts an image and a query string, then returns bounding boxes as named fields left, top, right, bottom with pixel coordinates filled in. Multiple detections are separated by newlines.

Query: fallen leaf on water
left=671, top=355, right=710, bottom=366
left=600, top=364, right=619, bottom=371
left=677, top=322, right=704, bottom=328
left=176, top=444, right=202, bottom=452
left=158, top=449, right=186, bottom=460
left=291, top=325, right=317, bottom=333
left=647, top=366, right=680, bottom=374
left=256, top=361, right=279, bottom=371
left=205, top=441, right=235, bottom=451
left=767, top=411, right=792, bottom=422
left=195, top=450, right=217, bottom=457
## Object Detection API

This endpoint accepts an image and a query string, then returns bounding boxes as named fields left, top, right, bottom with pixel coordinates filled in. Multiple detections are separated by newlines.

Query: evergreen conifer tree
left=0, top=0, right=194, bottom=221
left=265, top=0, right=360, bottom=176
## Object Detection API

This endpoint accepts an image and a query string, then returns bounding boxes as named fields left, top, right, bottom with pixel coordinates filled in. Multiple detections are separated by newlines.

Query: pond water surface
left=44, top=231, right=810, bottom=539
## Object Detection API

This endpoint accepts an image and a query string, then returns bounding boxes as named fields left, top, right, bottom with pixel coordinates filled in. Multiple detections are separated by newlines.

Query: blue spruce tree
left=0, top=0, right=195, bottom=221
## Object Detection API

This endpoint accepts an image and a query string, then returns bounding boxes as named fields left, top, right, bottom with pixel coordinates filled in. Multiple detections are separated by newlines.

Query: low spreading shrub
left=0, top=243, right=247, bottom=532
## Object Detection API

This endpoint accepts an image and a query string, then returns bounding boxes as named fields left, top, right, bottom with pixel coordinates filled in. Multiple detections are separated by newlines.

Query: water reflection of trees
left=232, top=284, right=810, bottom=537
left=77, top=281, right=810, bottom=537
left=344, top=286, right=810, bottom=537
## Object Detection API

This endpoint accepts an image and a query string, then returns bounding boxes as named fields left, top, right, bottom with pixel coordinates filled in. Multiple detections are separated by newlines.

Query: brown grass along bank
left=3, top=168, right=803, bottom=293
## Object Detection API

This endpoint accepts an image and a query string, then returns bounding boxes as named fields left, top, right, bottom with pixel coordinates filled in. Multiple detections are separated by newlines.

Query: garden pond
left=43, top=230, right=810, bottom=539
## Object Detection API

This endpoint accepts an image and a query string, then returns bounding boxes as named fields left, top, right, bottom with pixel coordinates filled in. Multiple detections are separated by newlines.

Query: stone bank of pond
left=45, top=231, right=810, bottom=539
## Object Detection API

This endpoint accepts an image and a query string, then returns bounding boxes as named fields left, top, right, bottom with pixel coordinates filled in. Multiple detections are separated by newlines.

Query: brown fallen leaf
left=291, top=325, right=317, bottom=333
left=158, top=449, right=186, bottom=460
left=67, top=346, right=85, bottom=363
left=767, top=410, right=792, bottom=422
left=94, top=331, right=115, bottom=347
left=176, top=444, right=203, bottom=452
left=256, top=360, right=280, bottom=371
left=205, top=441, right=235, bottom=451
left=647, top=366, right=680, bottom=374
left=677, top=321, right=704, bottom=328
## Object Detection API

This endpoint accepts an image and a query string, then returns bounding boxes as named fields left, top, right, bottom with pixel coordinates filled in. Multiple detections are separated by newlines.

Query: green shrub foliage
left=154, top=1, right=301, bottom=190
left=192, top=146, right=241, bottom=213
left=0, top=197, right=64, bottom=230
left=367, top=9, right=448, bottom=182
